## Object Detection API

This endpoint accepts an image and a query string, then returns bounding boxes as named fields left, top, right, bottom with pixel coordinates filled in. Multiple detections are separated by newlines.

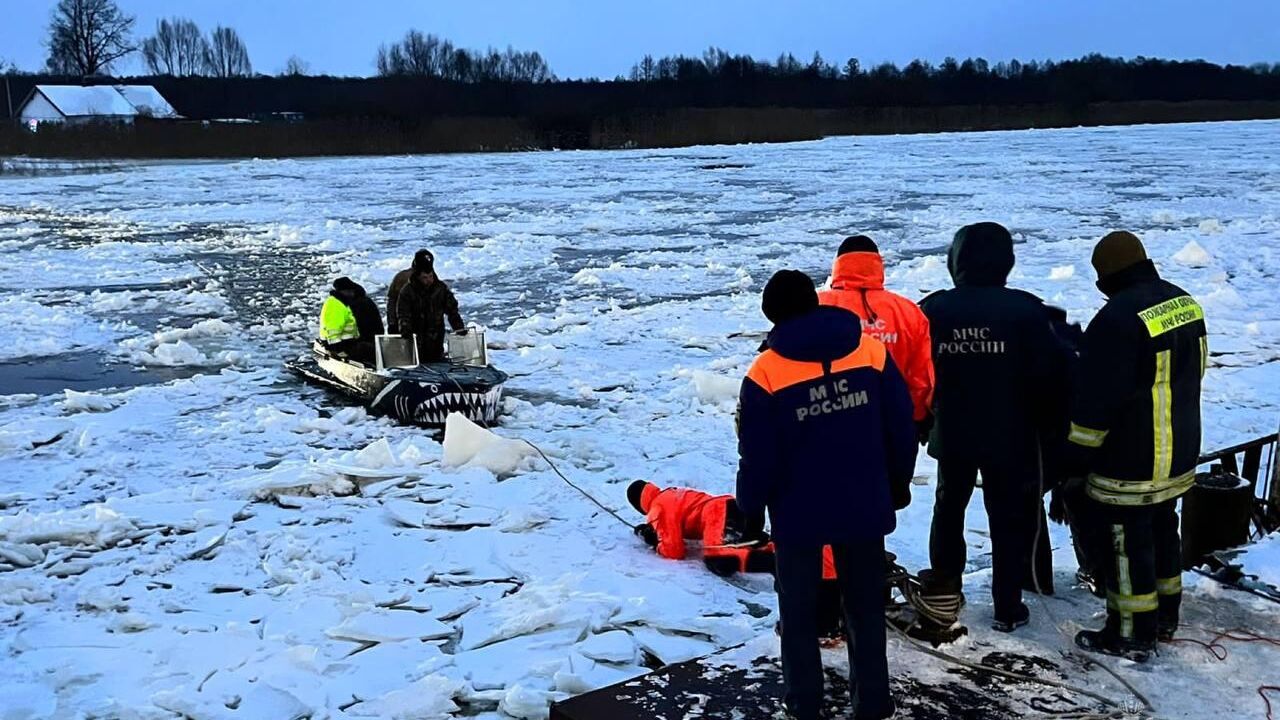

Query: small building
left=16, top=85, right=181, bottom=126
left=114, top=85, right=180, bottom=119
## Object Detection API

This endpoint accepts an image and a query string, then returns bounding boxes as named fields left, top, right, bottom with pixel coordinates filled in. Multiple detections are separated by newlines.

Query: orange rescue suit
left=820, top=251, right=935, bottom=421
left=638, top=482, right=836, bottom=578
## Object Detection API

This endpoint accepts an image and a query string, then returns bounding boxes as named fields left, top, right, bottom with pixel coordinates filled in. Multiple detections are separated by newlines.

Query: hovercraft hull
left=287, top=346, right=507, bottom=427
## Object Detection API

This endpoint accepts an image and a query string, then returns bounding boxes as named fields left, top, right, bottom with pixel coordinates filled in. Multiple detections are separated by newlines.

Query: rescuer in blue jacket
left=736, top=270, right=917, bottom=720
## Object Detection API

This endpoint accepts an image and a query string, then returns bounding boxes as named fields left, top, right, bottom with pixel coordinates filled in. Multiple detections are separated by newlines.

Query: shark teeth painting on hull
left=407, top=385, right=505, bottom=427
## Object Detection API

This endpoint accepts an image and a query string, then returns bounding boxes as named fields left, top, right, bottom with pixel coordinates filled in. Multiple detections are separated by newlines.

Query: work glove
left=634, top=523, right=658, bottom=548
left=916, top=415, right=934, bottom=447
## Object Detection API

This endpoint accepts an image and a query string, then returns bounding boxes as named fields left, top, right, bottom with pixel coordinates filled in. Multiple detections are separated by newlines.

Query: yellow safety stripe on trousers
left=1152, top=349, right=1173, bottom=482
left=1068, top=422, right=1109, bottom=448
left=1087, top=470, right=1195, bottom=506
left=1156, top=575, right=1183, bottom=596
left=1200, top=336, right=1209, bottom=378
left=1112, top=524, right=1135, bottom=639
left=1138, top=295, right=1204, bottom=337
left=1107, top=590, right=1160, bottom=614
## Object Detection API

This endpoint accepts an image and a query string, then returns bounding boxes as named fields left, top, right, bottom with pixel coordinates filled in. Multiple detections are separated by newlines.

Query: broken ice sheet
left=325, top=609, right=454, bottom=643
left=345, top=673, right=463, bottom=720
left=554, top=650, right=647, bottom=693
left=626, top=626, right=717, bottom=665
left=456, top=575, right=620, bottom=651
left=447, top=626, right=585, bottom=691
left=577, top=629, right=637, bottom=664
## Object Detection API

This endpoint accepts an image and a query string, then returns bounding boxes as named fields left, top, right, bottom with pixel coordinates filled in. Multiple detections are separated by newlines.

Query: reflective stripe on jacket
left=1069, top=260, right=1207, bottom=506
left=319, top=296, right=359, bottom=343
left=820, top=251, right=934, bottom=421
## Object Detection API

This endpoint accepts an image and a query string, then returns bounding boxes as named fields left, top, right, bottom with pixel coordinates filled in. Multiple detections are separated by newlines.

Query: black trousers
left=1094, top=498, right=1183, bottom=642
left=1062, top=479, right=1107, bottom=582
left=775, top=538, right=891, bottom=720
left=930, top=458, right=1038, bottom=621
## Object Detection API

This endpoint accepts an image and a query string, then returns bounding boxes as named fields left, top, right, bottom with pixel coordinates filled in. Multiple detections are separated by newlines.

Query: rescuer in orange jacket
left=627, top=480, right=774, bottom=575
left=820, top=235, right=935, bottom=426
left=626, top=480, right=840, bottom=578
left=628, top=480, right=845, bottom=638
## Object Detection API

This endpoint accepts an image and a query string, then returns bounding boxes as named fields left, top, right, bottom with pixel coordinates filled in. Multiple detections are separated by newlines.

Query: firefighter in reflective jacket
left=1069, top=231, right=1207, bottom=662
left=820, top=235, right=935, bottom=428
left=737, top=270, right=916, bottom=720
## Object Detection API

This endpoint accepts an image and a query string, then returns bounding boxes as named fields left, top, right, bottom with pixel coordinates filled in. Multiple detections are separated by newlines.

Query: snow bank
left=1236, top=530, right=1280, bottom=591
left=1173, top=240, right=1213, bottom=268
left=442, top=413, right=534, bottom=475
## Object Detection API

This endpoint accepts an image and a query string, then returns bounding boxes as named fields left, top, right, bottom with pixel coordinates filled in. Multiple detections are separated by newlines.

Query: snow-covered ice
left=2, top=120, right=1280, bottom=718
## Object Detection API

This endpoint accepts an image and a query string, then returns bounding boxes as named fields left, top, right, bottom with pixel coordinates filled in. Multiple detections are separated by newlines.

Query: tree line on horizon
left=8, top=0, right=1280, bottom=123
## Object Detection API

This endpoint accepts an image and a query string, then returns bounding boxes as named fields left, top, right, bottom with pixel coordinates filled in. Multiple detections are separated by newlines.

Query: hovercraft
left=287, top=331, right=508, bottom=427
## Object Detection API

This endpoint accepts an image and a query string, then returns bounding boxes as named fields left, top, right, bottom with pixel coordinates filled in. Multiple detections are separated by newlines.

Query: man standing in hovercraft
left=389, top=249, right=467, bottom=363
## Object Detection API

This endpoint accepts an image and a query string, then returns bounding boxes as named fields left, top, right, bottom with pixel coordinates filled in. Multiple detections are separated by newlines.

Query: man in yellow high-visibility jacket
left=318, top=277, right=384, bottom=364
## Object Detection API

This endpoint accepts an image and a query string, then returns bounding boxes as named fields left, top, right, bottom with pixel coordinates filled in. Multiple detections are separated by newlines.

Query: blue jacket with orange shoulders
left=736, top=306, right=917, bottom=545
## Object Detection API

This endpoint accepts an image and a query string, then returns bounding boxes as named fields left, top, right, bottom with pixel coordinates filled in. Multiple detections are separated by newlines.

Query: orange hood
left=830, top=252, right=885, bottom=291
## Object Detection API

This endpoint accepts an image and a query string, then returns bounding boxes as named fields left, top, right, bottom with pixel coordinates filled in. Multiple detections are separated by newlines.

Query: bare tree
left=630, top=54, right=657, bottom=82
left=45, top=0, right=136, bottom=76
left=376, top=30, right=552, bottom=82
left=141, top=18, right=209, bottom=76
left=282, top=55, right=310, bottom=76
left=208, top=26, right=252, bottom=78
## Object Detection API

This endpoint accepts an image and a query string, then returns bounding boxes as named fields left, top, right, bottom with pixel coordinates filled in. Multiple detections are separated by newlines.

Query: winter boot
left=1074, top=629, right=1154, bottom=663
left=1156, top=623, right=1178, bottom=643
left=991, top=603, right=1030, bottom=633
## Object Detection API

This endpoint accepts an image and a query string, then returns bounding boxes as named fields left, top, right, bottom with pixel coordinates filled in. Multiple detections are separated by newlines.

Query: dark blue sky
left=3, top=0, right=1278, bottom=78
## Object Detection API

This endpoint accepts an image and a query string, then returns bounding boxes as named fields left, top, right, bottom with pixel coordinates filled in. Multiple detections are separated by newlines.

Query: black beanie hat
left=626, top=480, right=650, bottom=514
left=1092, top=231, right=1147, bottom=280
left=762, top=270, right=819, bottom=325
left=412, top=249, right=435, bottom=274
left=837, top=235, right=879, bottom=256
left=333, top=276, right=364, bottom=297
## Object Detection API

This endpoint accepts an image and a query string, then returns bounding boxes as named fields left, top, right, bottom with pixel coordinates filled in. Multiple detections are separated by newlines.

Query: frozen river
left=1, top=121, right=1279, bottom=718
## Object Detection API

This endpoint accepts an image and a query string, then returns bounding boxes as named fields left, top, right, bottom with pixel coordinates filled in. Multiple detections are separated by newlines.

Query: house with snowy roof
left=16, top=85, right=181, bottom=126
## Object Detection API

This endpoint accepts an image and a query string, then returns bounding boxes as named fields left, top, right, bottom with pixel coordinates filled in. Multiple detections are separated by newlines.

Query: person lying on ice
left=627, top=480, right=848, bottom=641
left=626, top=479, right=773, bottom=575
